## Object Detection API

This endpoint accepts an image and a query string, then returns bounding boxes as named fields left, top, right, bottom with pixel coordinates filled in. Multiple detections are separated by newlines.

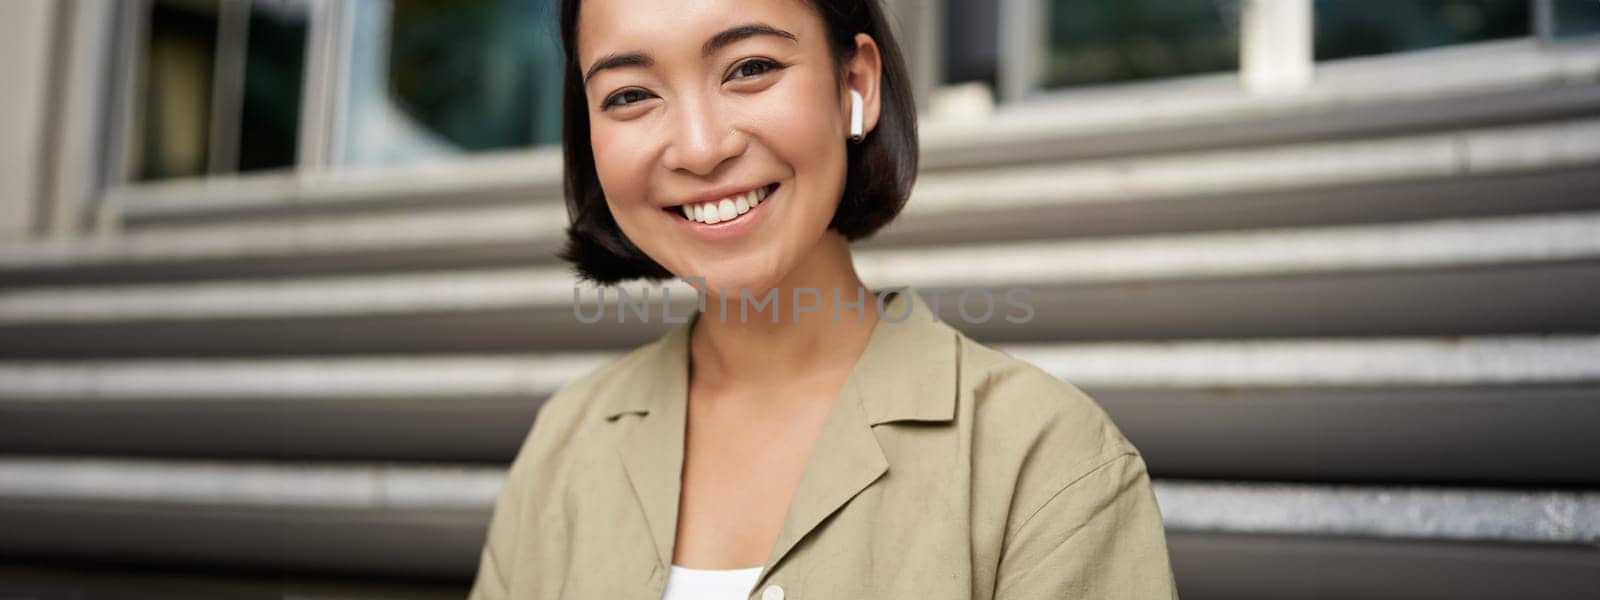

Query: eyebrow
left=703, top=23, right=797, bottom=56
left=582, top=22, right=798, bottom=85
left=583, top=53, right=653, bottom=85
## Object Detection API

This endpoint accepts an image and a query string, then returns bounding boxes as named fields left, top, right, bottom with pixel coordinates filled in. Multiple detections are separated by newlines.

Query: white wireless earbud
left=848, top=89, right=864, bottom=143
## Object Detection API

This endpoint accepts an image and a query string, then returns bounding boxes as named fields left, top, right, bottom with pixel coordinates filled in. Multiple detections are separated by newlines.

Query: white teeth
left=685, top=186, right=773, bottom=224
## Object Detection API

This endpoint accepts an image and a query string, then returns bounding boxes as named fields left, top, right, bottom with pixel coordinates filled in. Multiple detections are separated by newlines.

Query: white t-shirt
left=661, top=564, right=763, bottom=600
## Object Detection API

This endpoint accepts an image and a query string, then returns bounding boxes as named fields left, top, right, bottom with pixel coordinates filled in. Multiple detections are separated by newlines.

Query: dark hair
left=556, top=0, right=919, bottom=284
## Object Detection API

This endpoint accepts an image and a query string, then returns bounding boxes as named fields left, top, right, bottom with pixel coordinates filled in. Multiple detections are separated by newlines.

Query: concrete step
left=5, top=337, right=1591, bottom=401
left=1, top=457, right=1594, bottom=595
left=3, top=212, right=1597, bottom=356
left=906, top=117, right=1600, bottom=220
left=0, top=458, right=496, bottom=579
left=2, top=457, right=1592, bottom=543
left=6, top=533, right=1595, bottom=600
left=7, top=116, right=1597, bottom=286
left=0, top=563, right=465, bottom=600
left=110, top=150, right=567, bottom=228
left=3, top=336, right=1595, bottom=482
left=921, top=80, right=1600, bottom=169
left=0, top=203, right=569, bottom=286
left=1165, top=531, right=1599, bottom=600
left=921, top=39, right=1600, bottom=170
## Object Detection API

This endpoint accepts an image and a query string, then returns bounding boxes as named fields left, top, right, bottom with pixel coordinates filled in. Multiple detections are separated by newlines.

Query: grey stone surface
left=1156, top=480, right=1600, bottom=544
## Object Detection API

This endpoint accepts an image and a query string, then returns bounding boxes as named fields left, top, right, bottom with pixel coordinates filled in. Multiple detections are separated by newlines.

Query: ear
left=840, top=33, right=884, bottom=139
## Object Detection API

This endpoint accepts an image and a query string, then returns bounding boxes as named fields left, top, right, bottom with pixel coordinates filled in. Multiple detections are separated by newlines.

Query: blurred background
left=2, top=0, right=1599, bottom=598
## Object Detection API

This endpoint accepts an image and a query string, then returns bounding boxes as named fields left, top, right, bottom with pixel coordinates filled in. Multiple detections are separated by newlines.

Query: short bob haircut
left=557, top=0, right=919, bottom=284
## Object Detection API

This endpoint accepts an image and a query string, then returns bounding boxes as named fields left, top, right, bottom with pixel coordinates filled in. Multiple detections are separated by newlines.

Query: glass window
left=238, top=0, right=309, bottom=173
left=139, top=0, right=219, bottom=180
left=1550, top=0, right=1600, bottom=38
left=944, top=0, right=1000, bottom=88
left=1041, top=0, right=1242, bottom=89
left=1313, top=0, right=1531, bottom=62
left=135, top=0, right=308, bottom=181
left=338, top=0, right=563, bottom=166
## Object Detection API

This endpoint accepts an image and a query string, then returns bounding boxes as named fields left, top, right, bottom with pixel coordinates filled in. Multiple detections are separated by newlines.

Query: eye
left=602, top=88, right=655, bottom=110
left=726, top=58, right=785, bottom=82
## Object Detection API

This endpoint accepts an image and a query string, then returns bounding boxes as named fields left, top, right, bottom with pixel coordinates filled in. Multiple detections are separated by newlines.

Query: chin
left=687, top=256, right=787, bottom=299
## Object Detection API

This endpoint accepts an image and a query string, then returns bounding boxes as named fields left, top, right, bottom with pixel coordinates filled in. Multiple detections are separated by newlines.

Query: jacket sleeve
left=467, top=388, right=565, bottom=600
left=994, top=452, right=1178, bottom=599
left=467, top=459, right=527, bottom=600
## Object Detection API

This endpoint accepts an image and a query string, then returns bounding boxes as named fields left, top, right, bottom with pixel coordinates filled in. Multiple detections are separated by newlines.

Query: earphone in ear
left=848, top=89, right=864, bottom=143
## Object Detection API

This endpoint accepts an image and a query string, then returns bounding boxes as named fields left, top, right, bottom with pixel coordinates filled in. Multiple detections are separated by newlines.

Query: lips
left=667, top=183, right=778, bottom=225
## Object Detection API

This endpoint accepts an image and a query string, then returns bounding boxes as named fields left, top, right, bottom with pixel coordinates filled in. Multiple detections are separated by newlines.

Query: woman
left=469, top=0, right=1177, bottom=598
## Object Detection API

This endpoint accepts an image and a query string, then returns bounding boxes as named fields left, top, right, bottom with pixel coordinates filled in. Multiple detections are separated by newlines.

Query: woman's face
left=576, top=0, right=878, bottom=294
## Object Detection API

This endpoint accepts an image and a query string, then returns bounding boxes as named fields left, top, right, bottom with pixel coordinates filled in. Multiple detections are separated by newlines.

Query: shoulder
left=503, top=333, right=674, bottom=478
left=959, top=332, right=1136, bottom=459
left=535, top=339, right=659, bottom=426
left=954, top=332, right=1142, bottom=526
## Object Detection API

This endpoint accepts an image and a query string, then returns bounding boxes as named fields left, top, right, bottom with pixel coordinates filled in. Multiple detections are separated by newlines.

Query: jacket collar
left=604, top=287, right=960, bottom=578
left=600, top=287, right=959, bottom=424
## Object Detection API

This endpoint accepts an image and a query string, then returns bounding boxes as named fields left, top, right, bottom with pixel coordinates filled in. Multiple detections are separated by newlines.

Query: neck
left=689, top=232, right=880, bottom=393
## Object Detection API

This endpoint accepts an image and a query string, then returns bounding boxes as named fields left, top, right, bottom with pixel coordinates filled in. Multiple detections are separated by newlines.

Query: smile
left=669, top=183, right=778, bottom=226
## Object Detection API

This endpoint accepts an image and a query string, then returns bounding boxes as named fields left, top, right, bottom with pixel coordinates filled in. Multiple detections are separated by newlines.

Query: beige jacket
left=468, top=288, right=1177, bottom=599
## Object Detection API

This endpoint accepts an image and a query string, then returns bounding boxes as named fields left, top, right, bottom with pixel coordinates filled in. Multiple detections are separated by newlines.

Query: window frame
left=95, top=0, right=568, bottom=218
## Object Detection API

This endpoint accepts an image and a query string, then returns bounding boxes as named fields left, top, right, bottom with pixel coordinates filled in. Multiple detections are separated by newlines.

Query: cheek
left=760, top=75, right=840, bottom=152
left=590, top=120, right=674, bottom=257
left=590, top=124, right=653, bottom=208
left=749, top=80, right=848, bottom=214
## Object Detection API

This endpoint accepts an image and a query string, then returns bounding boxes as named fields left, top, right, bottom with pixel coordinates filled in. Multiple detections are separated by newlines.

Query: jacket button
left=761, top=585, right=785, bottom=600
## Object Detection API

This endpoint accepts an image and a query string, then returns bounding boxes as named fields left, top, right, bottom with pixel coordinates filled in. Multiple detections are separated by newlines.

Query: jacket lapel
left=607, top=288, right=960, bottom=583
left=757, top=288, right=960, bottom=581
left=761, top=372, right=889, bottom=573
left=612, top=319, right=693, bottom=572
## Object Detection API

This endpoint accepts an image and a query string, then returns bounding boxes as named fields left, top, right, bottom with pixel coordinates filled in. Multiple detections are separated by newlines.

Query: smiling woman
left=559, top=0, right=917, bottom=294
left=466, top=1, right=1176, bottom=599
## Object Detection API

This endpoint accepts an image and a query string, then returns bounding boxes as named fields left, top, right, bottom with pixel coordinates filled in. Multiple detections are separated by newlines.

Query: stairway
left=2, top=74, right=1598, bottom=598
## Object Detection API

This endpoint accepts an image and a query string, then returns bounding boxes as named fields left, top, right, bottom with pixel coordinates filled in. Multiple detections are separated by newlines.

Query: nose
left=661, top=94, right=746, bottom=177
